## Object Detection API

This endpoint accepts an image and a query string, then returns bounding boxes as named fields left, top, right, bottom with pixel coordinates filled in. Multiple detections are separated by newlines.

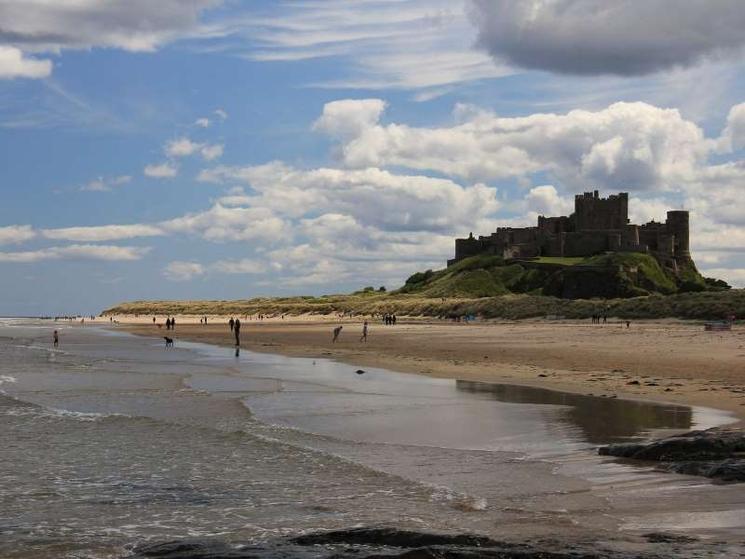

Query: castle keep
left=449, top=191, right=691, bottom=270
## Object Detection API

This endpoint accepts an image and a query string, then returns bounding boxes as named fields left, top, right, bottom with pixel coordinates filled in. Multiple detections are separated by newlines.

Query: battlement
left=450, top=191, right=690, bottom=268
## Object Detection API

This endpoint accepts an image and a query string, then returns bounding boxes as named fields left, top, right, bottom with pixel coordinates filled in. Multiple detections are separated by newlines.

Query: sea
left=1, top=318, right=744, bottom=558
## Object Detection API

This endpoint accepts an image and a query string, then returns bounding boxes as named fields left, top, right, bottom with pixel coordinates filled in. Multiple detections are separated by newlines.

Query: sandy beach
left=113, top=315, right=745, bottom=424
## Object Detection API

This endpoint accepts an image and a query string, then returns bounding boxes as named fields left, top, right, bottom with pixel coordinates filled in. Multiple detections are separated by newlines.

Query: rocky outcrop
left=130, top=528, right=667, bottom=558
left=598, top=428, right=745, bottom=482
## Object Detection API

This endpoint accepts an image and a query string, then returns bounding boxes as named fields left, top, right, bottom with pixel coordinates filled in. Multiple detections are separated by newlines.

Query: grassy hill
left=103, top=253, right=740, bottom=322
left=398, top=253, right=717, bottom=299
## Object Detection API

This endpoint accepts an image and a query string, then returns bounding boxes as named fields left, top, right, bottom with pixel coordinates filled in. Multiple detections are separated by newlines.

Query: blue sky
left=1, top=0, right=745, bottom=315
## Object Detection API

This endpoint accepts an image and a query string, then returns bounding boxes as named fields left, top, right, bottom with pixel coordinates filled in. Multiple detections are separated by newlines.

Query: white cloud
left=0, top=1, right=220, bottom=53
left=469, top=0, right=745, bottom=76
left=0, top=45, right=52, bottom=79
left=144, top=162, right=178, bottom=178
left=313, top=99, right=387, bottom=139
left=315, top=98, right=711, bottom=190
left=161, top=203, right=286, bottom=243
left=79, top=175, right=132, bottom=192
left=241, top=0, right=510, bottom=95
left=165, top=137, right=202, bottom=157
left=214, top=108, right=228, bottom=120
left=163, top=261, right=206, bottom=281
left=195, top=117, right=211, bottom=128
left=0, top=244, right=150, bottom=263
left=523, top=185, right=573, bottom=216
left=718, top=102, right=745, bottom=153
left=165, top=137, right=222, bottom=160
left=200, top=143, right=223, bottom=161
left=198, top=163, right=499, bottom=233
left=0, top=225, right=36, bottom=245
left=42, top=224, right=164, bottom=242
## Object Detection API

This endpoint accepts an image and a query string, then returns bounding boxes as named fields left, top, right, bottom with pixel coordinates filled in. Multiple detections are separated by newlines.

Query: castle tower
left=666, top=211, right=690, bottom=259
left=574, top=191, right=628, bottom=230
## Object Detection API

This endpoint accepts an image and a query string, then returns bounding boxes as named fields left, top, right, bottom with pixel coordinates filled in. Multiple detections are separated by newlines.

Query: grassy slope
left=104, top=254, right=738, bottom=321
left=104, top=290, right=745, bottom=321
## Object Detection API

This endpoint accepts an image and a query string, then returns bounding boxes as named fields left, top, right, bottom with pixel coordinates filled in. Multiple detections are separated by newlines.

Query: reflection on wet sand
left=456, top=380, right=693, bottom=443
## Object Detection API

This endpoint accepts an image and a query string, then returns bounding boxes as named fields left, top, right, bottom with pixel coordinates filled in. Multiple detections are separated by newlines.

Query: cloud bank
left=469, top=0, right=745, bottom=76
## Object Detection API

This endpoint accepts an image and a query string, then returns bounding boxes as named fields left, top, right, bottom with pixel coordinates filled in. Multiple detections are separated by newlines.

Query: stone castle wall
left=448, top=191, right=690, bottom=268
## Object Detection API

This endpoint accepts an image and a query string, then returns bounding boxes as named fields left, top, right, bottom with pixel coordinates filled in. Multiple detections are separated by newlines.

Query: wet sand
left=114, top=317, right=745, bottom=424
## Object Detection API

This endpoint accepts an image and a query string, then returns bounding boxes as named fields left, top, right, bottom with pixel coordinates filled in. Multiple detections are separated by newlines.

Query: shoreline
left=107, top=315, right=745, bottom=425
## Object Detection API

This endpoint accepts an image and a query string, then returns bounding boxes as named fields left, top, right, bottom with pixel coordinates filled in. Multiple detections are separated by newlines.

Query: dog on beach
left=164, top=336, right=174, bottom=348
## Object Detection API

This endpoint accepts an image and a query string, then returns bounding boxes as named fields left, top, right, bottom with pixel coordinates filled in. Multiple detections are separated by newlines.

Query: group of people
left=164, top=317, right=176, bottom=330
left=332, top=321, right=369, bottom=343
left=199, top=316, right=208, bottom=325
left=591, top=314, right=607, bottom=324
left=382, top=313, right=397, bottom=325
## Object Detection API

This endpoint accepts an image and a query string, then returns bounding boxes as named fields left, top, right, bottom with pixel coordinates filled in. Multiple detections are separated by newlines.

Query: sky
left=1, top=0, right=745, bottom=316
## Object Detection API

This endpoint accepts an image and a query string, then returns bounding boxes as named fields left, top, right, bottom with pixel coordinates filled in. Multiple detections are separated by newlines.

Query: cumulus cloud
left=165, top=137, right=202, bottom=157
left=718, top=102, right=745, bottom=152
left=314, top=99, right=387, bottom=138
left=0, top=225, right=36, bottom=245
left=79, top=175, right=132, bottom=192
left=315, top=98, right=710, bottom=190
left=165, top=137, right=223, bottom=160
left=0, top=244, right=150, bottom=263
left=195, top=117, right=211, bottom=128
left=144, top=162, right=178, bottom=178
left=523, top=185, right=573, bottom=216
left=163, top=261, right=206, bottom=281
left=468, top=0, right=745, bottom=76
left=198, top=163, right=499, bottom=233
left=0, top=45, right=52, bottom=79
left=214, top=108, right=228, bottom=120
left=161, top=204, right=286, bottom=243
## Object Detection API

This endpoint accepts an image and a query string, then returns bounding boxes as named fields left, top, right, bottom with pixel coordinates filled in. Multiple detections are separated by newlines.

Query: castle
left=449, top=191, right=691, bottom=270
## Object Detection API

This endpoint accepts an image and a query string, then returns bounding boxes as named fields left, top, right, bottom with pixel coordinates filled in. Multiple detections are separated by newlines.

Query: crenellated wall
left=449, top=191, right=692, bottom=270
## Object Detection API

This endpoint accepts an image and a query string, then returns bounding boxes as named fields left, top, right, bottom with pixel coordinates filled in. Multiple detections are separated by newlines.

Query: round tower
left=666, top=211, right=690, bottom=258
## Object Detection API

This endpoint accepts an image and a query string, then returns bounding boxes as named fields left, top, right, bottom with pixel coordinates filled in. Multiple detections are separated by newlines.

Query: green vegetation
left=533, top=256, right=585, bottom=265
left=104, top=290, right=745, bottom=321
left=104, top=252, right=738, bottom=321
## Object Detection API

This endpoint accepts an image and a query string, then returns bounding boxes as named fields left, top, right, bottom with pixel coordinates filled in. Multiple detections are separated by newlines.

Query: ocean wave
left=0, top=397, right=131, bottom=422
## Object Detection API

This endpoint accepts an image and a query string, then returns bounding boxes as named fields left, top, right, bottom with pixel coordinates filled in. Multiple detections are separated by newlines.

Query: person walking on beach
left=53, top=330, right=59, bottom=348
left=234, top=318, right=241, bottom=346
left=360, top=321, right=368, bottom=342
left=165, top=318, right=171, bottom=330
left=171, top=317, right=176, bottom=330
left=229, top=317, right=235, bottom=332
left=332, top=325, right=343, bottom=343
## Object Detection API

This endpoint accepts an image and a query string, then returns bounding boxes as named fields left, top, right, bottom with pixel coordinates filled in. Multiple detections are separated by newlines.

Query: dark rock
left=598, top=443, right=646, bottom=458
left=291, top=527, right=502, bottom=548
left=355, top=369, right=366, bottom=375
left=598, top=428, right=745, bottom=482
left=643, top=532, right=698, bottom=543
left=626, top=380, right=640, bottom=385
left=128, top=528, right=663, bottom=559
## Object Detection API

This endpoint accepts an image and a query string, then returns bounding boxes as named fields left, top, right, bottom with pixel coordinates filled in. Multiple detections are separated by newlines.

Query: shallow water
left=1, top=319, right=743, bottom=558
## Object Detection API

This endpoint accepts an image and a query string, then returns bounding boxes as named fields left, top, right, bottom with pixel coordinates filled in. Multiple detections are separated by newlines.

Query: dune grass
left=104, top=289, right=745, bottom=321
